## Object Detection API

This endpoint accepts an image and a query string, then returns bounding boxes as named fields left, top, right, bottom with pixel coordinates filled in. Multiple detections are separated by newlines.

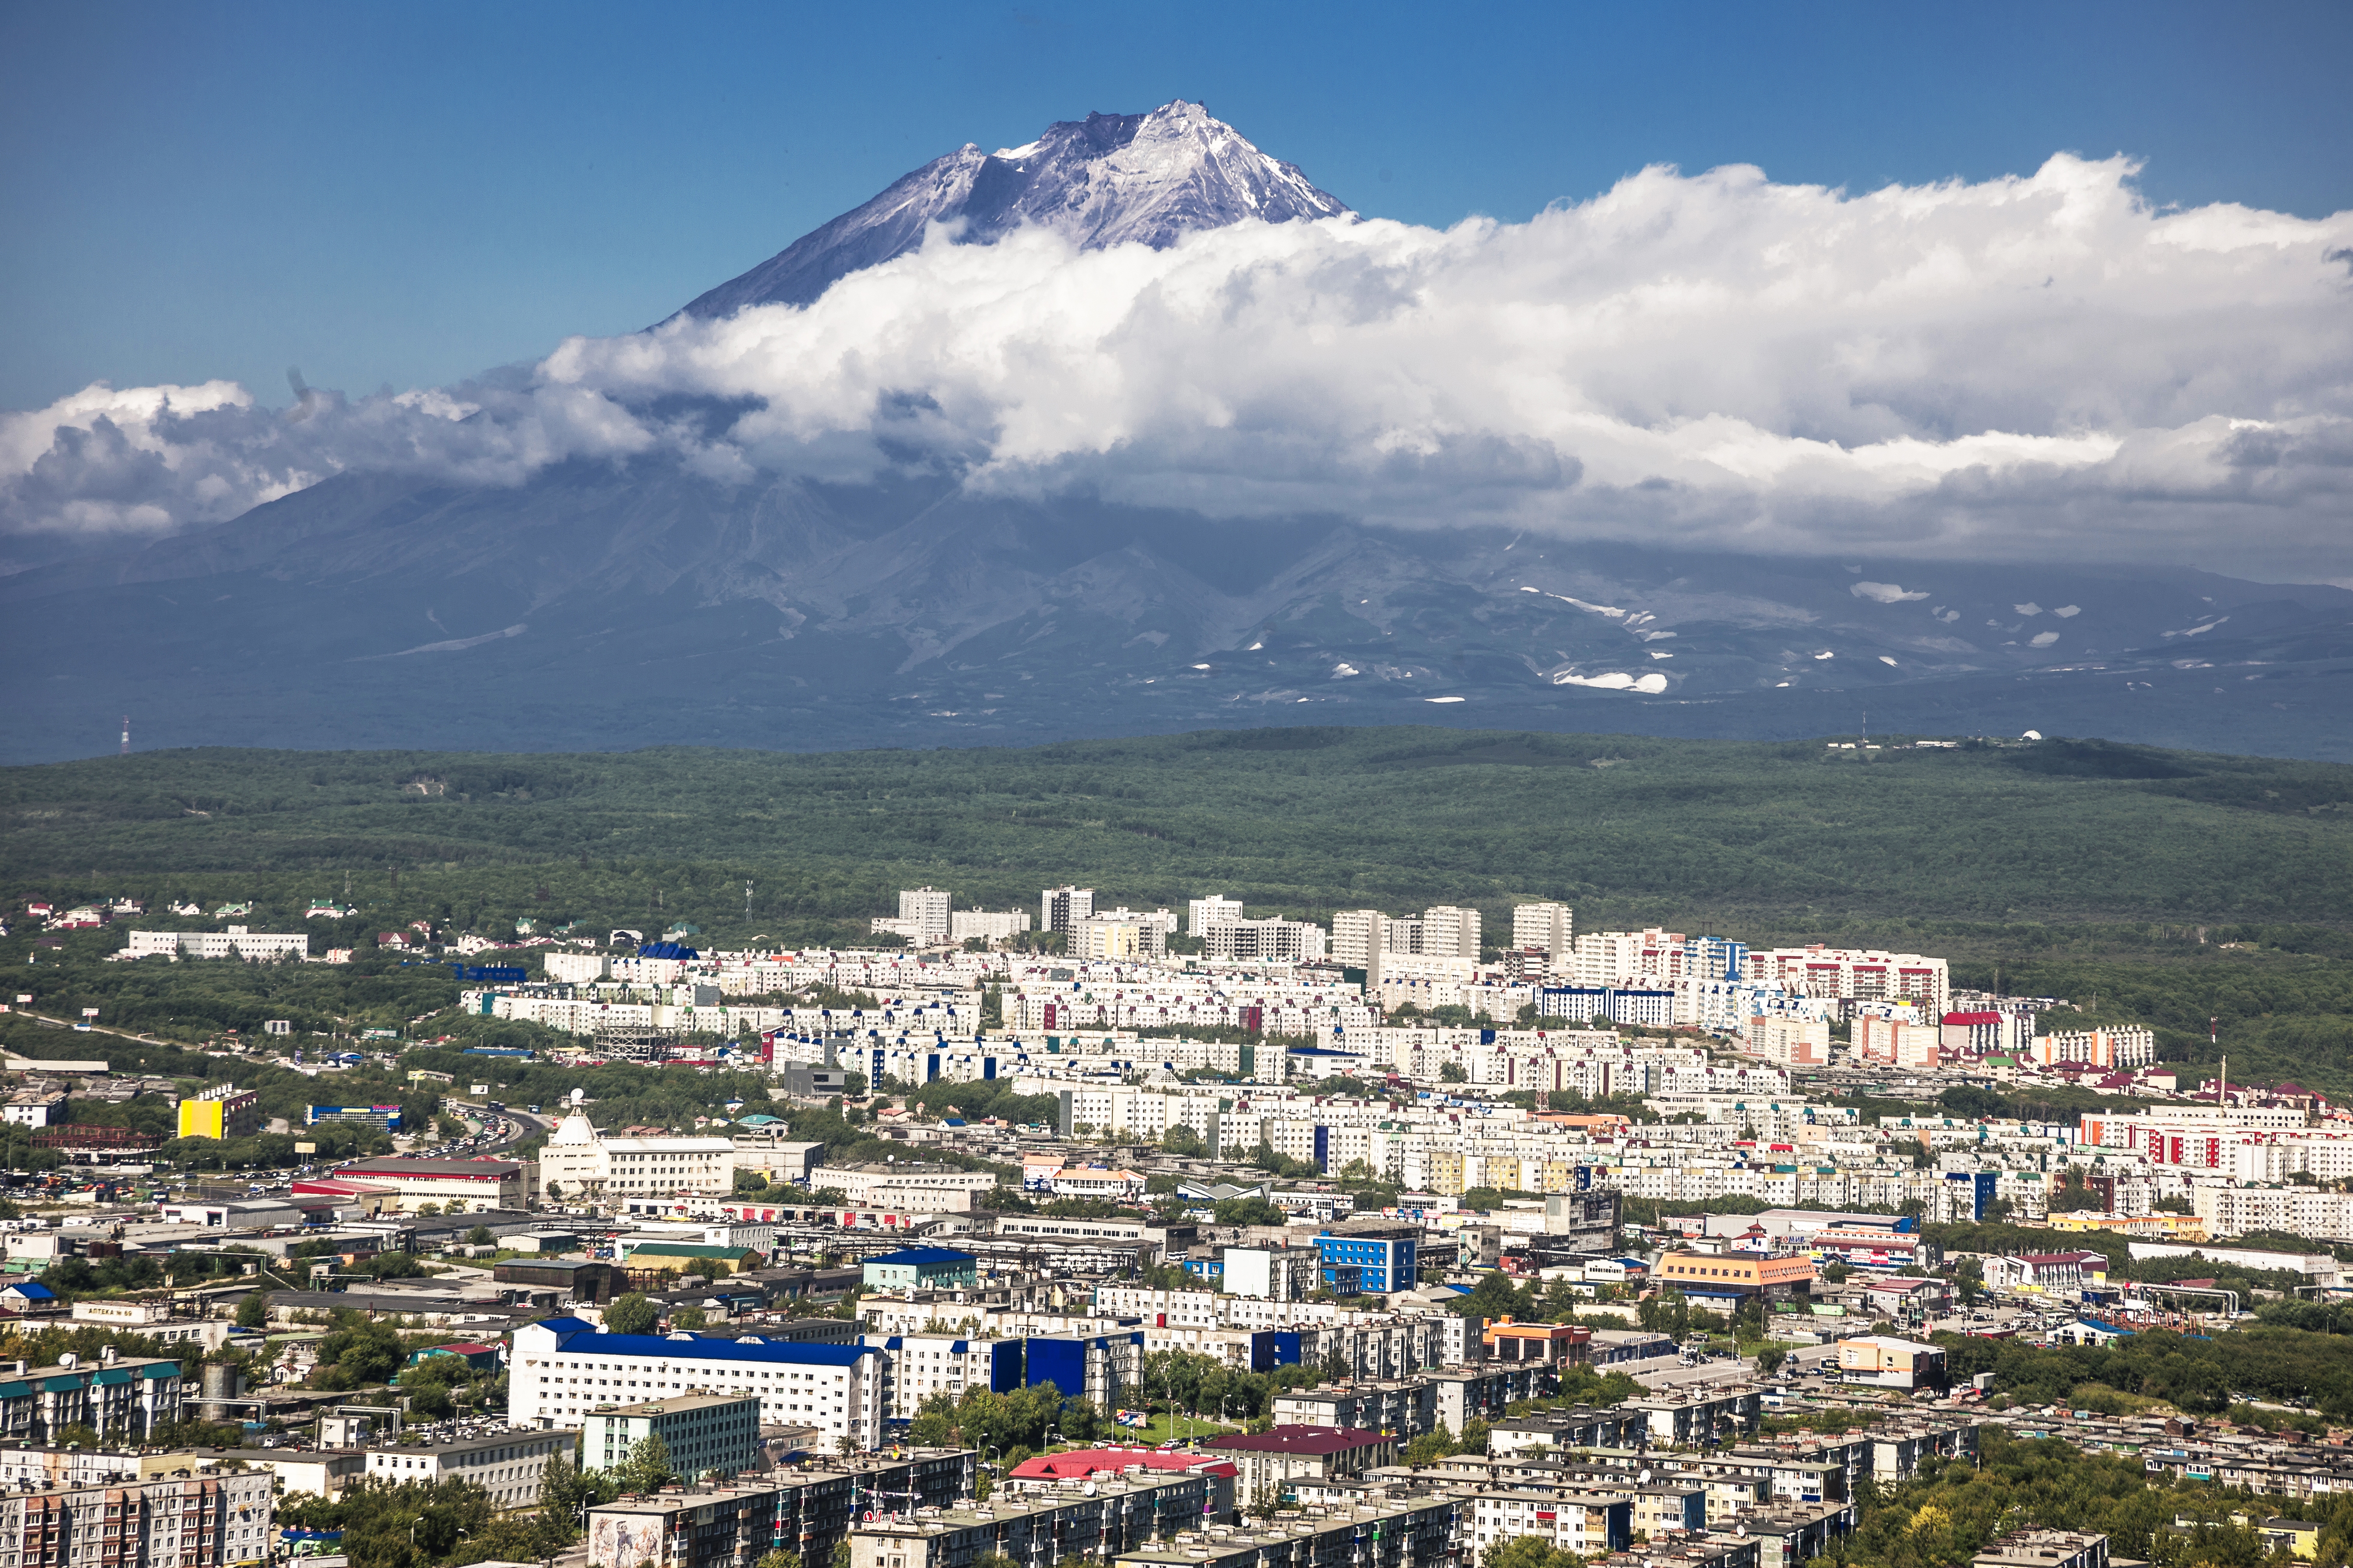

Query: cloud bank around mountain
left=6, top=153, right=2351, bottom=577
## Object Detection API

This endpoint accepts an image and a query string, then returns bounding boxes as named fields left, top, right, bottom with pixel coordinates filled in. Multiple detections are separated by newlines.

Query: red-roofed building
left=406, top=1341, right=503, bottom=1373
left=1941, top=1011, right=2007, bottom=1055
left=289, top=1176, right=397, bottom=1215
left=1202, top=1426, right=1393, bottom=1501
left=1007, top=1448, right=1237, bottom=1515
left=324, top=1157, right=524, bottom=1213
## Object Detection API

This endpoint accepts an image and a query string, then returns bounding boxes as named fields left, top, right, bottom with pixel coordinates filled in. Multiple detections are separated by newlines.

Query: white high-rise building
left=1201, top=918, right=1328, bottom=962
left=1188, top=894, right=1246, bottom=933
left=1331, top=910, right=1384, bottom=969
left=897, top=887, right=951, bottom=941
left=1332, top=906, right=1480, bottom=967
left=1756, top=945, right=1951, bottom=1018
left=1042, top=886, right=1096, bottom=937
left=1419, top=906, right=1482, bottom=960
left=1511, top=902, right=1574, bottom=959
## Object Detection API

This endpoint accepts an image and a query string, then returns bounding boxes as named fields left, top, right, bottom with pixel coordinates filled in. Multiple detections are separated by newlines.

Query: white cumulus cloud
left=6, top=151, right=2353, bottom=578
left=1852, top=581, right=1930, bottom=603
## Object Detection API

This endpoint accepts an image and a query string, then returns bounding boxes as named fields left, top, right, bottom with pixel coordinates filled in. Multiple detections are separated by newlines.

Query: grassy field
left=4, top=725, right=2350, bottom=1088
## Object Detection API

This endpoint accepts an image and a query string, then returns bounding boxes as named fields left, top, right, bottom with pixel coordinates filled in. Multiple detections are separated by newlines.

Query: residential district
left=7, top=889, right=2351, bottom=1568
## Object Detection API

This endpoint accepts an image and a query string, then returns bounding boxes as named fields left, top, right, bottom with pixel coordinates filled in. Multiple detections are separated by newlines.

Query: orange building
left=1482, top=1318, right=1593, bottom=1365
left=1654, top=1250, right=1817, bottom=1302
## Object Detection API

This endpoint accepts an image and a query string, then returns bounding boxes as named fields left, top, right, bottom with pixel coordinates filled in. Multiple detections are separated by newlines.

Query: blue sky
left=3, top=0, right=2349, bottom=413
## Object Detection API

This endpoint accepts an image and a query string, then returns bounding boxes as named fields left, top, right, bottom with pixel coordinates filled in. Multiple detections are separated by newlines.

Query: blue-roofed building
left=862, top=1246, right=978, bottom=1292
left=512, top=1317, right=887, bottom=1449
left=0, top=1282, right=57, bottom=1311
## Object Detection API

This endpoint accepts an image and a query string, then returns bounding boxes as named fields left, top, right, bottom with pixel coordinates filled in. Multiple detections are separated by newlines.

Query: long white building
left=535, top=1113, right=737, bottom=1202
left=126, top=927, right=309, bottom=961
left=510, top=1317, right=886, bottom=1450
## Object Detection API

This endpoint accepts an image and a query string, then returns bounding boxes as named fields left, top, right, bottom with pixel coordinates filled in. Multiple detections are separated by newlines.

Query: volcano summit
left=674, top=100, right=1351, bottom=320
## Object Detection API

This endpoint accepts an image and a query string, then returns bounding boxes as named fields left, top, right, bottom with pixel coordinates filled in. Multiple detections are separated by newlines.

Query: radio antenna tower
left=119, top=716, right=130, bottom=756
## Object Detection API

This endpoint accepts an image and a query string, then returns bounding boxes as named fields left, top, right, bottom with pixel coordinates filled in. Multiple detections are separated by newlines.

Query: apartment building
left=1221, top=1246, right=1318, bottom=1302
left=1270, top=1380, right=1437, bottom=1439
left=1468, top=1491, right=1633, bottom=1559
left=1754, top=946, right=1950, bottom=1017
left=1201, top=918, right=1328, bottom=962
left=949, top=909, right=1029, bottom=943
left=0, top=1466, right=274, bottom=1568
left=849, top=1472, right=1218, bottom=1568
left=359, top=1428, right=569, bottom=1511
left=1746, top=1017, right=1830, bottom=1067
left=862, top=1334, right=992, bottom=1422
left=586, top=1396, right=763, bottom=1483
left=897, top=889, right=952, bottom=942
left=1114, top=1497, right=1456, bottom=1568
left=1202, top=1428, right=1395, bottom=1497
left=1074, top=911, right=1174, bottom=961
left=0, top=1349, right=185, bottom=1443
left=1330, top=906, right=1480, bottom=969
left=2031, top=1027, right=2156, bottom=1070
left=587, top=1452, right=975, bottom=1568
left=1856, top=1018, right=1940, bottom=1070
left=1041, top=887, right=1096, bottom=937
left=1189, top=895, right=1246, bottom=933
left=1511, top=902, right=1574, bottom=962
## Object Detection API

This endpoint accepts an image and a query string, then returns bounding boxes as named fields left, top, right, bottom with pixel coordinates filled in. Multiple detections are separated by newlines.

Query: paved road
left=442, top=1098, right=547, bottom=1153
left=2, top=1005, right=181, bottom=1049
left=1632, top=1359, right=1766, bottom=1390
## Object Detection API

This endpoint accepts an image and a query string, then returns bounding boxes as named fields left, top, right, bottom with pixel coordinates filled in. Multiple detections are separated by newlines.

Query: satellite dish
left=572, top=1087, right=585, bottom=1104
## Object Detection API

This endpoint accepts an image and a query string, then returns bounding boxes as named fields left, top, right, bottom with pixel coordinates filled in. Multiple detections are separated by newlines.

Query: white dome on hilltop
left=550, top=1112, right=599, bottom=1145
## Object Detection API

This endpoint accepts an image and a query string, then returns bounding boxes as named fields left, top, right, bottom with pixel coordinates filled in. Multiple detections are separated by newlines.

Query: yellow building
left=2256, top=1519, right=2321, bottom=1560
left=178, top=1084, right=262, bottom=1140
left=1656, top=1250, right=1818, bottom=1298
left=1428, top=1149, right=1465, bottom=1196
left=2045, top=1212, right=2207, bottom=1241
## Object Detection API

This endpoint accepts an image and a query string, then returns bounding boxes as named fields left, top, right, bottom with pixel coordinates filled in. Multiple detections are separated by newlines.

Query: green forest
left=4, top=727, right=2351, bottom=1089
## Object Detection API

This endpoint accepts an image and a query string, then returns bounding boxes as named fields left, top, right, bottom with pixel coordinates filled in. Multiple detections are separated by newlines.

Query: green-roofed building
left=620, top=1242, right=765, bottom=1277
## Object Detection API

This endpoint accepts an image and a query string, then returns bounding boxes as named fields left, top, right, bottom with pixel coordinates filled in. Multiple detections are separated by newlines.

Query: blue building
left=987, top=1330, right=1144, bottom=1408
left=1312, top=1226, right=1418, bottom=1295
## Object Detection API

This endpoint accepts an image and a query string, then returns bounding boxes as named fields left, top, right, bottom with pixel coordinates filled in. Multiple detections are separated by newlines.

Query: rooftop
left=364, top=1426, right=563, bottom=1458
left=868, top=1247, right=977, bottom=1267
left=527, top=1320, right=880, bottom=1367
left=337, top=1158, right=522, bottom=1178
left=1009, top=1448, right=1237, bottom=1480
left=587, top=1394, right=760, bottom=1419
left=1204, top=1426, right=1389, bottom=1456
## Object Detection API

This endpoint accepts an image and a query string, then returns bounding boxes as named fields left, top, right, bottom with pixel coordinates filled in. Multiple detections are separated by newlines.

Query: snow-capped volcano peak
left=673, top=100, right=1348, bottom=320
